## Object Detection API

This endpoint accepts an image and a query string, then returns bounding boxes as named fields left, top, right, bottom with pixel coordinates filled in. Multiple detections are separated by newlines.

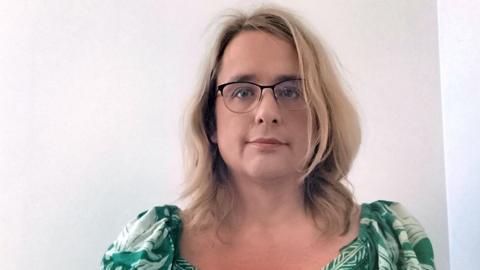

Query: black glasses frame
left=215, top=78, right=305, bottom=113
left=216, top=78, right=303, bottom=99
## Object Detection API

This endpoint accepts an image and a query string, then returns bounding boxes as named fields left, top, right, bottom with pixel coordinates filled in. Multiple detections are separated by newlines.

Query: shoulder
left=100, top=205, right=183, bottom=270
left=359, top=200, right=435, bottom=269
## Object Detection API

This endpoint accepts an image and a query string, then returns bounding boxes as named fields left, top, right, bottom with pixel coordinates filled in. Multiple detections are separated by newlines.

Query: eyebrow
left=227, top=74, right=301, bottom=84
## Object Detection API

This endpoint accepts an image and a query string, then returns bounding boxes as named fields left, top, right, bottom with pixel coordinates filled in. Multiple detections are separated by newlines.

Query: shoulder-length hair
left=180, top=6, right=361, bottom=236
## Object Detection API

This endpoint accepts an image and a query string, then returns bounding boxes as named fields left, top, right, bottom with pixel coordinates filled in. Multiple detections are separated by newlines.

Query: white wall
left=0, top=1, right=450, bottom=269
left=438, top=1, right=480, bottom=269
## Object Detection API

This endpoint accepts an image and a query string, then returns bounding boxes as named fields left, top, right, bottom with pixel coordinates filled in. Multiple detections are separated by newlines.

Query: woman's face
left=214, top=31, right=309, bottom=183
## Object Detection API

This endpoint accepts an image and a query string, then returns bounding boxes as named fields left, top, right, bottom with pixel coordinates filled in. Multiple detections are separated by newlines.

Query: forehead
left=217, top=31, right=299, bottom=84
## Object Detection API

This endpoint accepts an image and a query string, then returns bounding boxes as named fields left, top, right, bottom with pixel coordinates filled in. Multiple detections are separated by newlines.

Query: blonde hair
left=180, top=6, right=361, bottom=236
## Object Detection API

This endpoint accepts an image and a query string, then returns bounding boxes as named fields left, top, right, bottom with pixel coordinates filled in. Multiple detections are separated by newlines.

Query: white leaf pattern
left=100, top=201, right=435, bottom=270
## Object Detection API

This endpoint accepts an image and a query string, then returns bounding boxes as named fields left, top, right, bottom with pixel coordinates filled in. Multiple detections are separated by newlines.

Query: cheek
left=217, top=120, right=246, bottom=145
left=215, top=115, right=249, bottom=169
left=288, top=112, right=309, bottom=151
left=214, top=104, right=247, bottom=147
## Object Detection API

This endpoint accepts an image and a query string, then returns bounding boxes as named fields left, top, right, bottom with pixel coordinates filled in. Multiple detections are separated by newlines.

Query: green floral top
left=100, top=200, right=435, bottom=270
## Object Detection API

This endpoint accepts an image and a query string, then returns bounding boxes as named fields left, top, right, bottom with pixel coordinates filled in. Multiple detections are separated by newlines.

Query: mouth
left=249, top=137, right=286, bottom=144
left=247, top=138, right=287, bottom=150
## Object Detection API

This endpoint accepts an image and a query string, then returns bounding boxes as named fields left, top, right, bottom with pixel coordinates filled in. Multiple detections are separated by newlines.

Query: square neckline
left=173, top=203, right=369, bottom=270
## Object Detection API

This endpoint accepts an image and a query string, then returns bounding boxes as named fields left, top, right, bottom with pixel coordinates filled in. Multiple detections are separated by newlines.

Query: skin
left=213, top=30, right=310, bottom=230
left=180, top=31, right=360, bottom=270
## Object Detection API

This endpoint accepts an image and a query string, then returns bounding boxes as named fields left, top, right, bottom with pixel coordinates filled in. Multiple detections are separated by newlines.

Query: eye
left=277, top=87, right=300, bottom=99
left=232, top=87, right=256, bottom=99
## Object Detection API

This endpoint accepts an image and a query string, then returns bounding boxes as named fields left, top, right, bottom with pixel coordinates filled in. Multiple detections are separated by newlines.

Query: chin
left=244, top=166, right=296, bottom=182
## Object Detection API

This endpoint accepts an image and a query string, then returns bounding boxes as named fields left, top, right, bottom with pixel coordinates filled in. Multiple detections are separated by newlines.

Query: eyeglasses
left=216, top=79, right=306, bottom=113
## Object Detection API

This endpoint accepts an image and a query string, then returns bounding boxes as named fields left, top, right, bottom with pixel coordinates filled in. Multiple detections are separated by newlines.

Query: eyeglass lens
left=221, top=80, right=305, bottom=113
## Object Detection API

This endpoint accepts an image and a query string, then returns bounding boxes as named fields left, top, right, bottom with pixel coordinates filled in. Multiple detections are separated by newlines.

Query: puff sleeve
left=100, top=205, right=182, bottom=270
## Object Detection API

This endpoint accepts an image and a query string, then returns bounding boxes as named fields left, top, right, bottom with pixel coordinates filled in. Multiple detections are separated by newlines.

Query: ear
left=210, top=132, right=217, bottom=143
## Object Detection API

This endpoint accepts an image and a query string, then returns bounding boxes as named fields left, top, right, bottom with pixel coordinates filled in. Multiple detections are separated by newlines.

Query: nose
left=254, top=88, right=282, bottom=125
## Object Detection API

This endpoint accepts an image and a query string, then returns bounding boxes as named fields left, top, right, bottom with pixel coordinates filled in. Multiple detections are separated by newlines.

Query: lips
left=248, top=137, right=287, bottom=146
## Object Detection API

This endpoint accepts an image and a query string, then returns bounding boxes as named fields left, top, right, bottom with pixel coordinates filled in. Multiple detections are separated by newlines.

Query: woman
left=101, top=6, right=435, bottom=270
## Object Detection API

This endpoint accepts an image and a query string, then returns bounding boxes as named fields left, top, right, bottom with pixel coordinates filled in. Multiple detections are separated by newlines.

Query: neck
left=224, top=173, right=312, bottom=232
left=211, top=173, right=332, bottom=247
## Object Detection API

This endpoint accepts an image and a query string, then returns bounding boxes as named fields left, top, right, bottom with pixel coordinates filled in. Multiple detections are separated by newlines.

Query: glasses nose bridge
left=255, top=85, right=281, bottom=113
left=258, top=85, right=277, bottom=101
